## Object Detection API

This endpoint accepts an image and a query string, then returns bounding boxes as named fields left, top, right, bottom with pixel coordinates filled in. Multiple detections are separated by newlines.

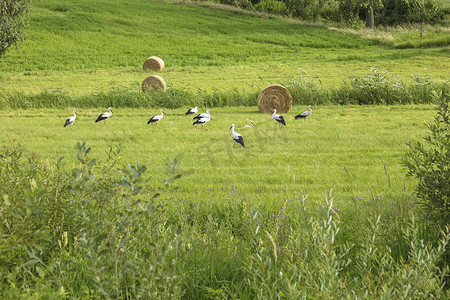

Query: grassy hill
left=1, top=1, right=449, bottom=297
left=0, top=0, right=448, bottom=95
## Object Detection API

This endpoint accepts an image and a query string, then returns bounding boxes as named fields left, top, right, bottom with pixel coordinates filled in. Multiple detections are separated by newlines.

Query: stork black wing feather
left=95, top=114, right=107, bottom=122
left=235, top=136, right=245, bottom=147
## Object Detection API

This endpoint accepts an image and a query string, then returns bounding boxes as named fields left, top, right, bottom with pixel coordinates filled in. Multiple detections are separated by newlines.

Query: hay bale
left=143, top=56, right=165, bottom=71
left=257, top=84, right=292, bottom=113
left=141, top=75, right=167, bottom=93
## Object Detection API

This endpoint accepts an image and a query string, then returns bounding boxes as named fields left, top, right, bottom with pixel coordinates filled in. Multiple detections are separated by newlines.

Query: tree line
left=219, top=0, right=447, bottom=27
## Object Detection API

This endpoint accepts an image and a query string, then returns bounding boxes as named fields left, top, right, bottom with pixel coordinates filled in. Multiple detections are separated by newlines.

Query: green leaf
left=98, top=249, right=109, bottom=257
left=2, top=195, right=11, bottom=206
left=148, top=204, right=155, bottom=216
left=87, top=158, right=97, bottom=168
left=36, top=266, right=45, bottom=278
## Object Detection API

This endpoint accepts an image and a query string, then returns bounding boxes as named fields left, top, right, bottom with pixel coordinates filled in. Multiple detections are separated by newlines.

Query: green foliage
left=286, top=68, right=449, bottom=105
left=284, top=0, right=325, bottom=21
left=0, top=141, right=449, bottom=297
left=0, top=0, right=30, bottom=58
left=404, top=91, right=450, bottom=228
left=0, top=69, right=447, bottom=109
left=209, top=0, right=446, bottom=25
left=254, top=0, right=287, bottom=14
left=0, top=0, right=31, bottom=58
left=379, top=0, right=445, bottom=25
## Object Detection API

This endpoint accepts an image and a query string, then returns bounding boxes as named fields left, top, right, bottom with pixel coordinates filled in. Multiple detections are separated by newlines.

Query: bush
left=1, top=141, right=449, bottom=297
left=404, top=90, right=450, bottom=229
left=0, top=0, right=30, bottom=57
left=254, top=0, right=287, bottom=14
left=379, top=0, right=445, bottom=26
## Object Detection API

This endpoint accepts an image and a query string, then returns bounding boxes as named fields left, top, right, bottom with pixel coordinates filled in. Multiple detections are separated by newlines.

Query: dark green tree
left=379, top=0, right=444, bottom=25
left=0, top=0, right=30, bottom=58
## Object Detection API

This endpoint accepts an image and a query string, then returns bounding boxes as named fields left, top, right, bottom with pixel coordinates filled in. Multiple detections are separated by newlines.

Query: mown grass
left=0, top=105, right=436, bottom=207
left=1, top=120, right=449, bottom=298
left=0, top=0, right=448, bottom=95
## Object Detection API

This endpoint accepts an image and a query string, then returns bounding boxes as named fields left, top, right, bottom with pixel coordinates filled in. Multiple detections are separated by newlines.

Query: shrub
left=254, top=0, right=287, bottom=14
left=1, top=141, right=449, bottom=297
left=0, top=0, right=31, bottom=57
left=379, top=0, right=445, bottom=25
left=404, top=90, right=450, bottom=229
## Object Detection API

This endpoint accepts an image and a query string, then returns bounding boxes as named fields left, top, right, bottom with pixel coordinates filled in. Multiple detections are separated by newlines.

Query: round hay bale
left=257, top=84, right=292, bottom=113
left=143, top=56, right=165, bottom=72
left=141, top=75, right=167, bottom=93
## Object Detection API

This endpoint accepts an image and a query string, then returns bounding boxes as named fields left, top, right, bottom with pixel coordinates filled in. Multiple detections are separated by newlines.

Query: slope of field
left=0, top=0, right=448, bottom=94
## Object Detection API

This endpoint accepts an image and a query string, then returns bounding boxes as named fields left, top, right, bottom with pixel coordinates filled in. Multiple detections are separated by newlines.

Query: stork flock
left=64, top=105, right=313, bottom=148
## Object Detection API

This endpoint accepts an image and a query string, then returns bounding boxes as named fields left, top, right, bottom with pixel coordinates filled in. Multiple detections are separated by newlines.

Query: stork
left=147, top=110, right=167, bottom=125
left=185, top=106, right=198, bottom=115
left=64, top=110, right=79, bottom=130
left=95, top=107, right=113, bottom=124
left=229, top=124, right=245, bottom=148
left=272, top=109, right=286, bottom=126
left=295, top=105, right=313, bottom=121
left=193, top=115, right=211, bottom=131
left=245, top=120, right=255, bottom=128
left=193, top=110, right=212, bottom=120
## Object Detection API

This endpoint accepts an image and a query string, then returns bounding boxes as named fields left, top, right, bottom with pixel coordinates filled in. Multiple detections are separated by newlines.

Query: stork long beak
left=75, top=112, right=79, bottom=116
left=229, top=126, right=232, bottom=131
left=250, top=121, right=254, bottom=126
left=162, top=111, right=167, bottom=114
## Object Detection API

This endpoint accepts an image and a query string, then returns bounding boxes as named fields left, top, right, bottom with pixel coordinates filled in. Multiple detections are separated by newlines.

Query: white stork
left=272, top=109, right=286, bottom=126
left=245, top=120, right=255, bottom=128
left=64, top=110, right=79, bottom=130
left=193, top=115, right=211, bottom=131
left=147, top=110, right=167, bottom=125
left=229, top=124, right=245, bottom=148
left=295, top=105, right=313, bottom=121
left=193, top=110, right=212, bottom=121
left=95, top=107, right=113, bottom=123
left=185, top=106, right=198, bottom=115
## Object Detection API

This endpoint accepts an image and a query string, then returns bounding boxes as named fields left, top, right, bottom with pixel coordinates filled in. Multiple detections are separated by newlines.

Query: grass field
left=2, top=104, right=449, bottom=298
left=0, top=105, right=435, bottom=207
left=0, top=0, right=448, bottom=95
left=1, top=0, right=449, bottom=297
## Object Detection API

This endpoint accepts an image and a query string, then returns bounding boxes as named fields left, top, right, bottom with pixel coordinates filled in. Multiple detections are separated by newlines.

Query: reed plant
left=0, top=69, right=447, bottom=109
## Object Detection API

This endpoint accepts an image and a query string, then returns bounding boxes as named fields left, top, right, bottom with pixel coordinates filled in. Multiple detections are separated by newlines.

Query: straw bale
left=257, top=84, right=292, bottom=113
left=143, top=56, right=165, bottom=71
left=141, top=75, right=167, bottom=93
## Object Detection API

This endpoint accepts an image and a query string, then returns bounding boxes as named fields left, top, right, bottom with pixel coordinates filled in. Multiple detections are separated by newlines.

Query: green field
left=0, top=0, right=448, bottom=95
left=0, top=105, right=434, bottom=207
left=1, top=0, right=449, bottom=298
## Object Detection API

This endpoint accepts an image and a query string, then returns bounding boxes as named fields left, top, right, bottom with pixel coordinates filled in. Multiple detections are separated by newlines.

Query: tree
left=0, top=0, right=30, bottom=58
left=366, top=0, right=374, bottom=28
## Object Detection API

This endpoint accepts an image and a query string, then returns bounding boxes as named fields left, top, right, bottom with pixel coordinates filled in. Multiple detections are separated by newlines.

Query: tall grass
left=1, top=141, right=448, bottom=298
left=0, top=69, right=448, bottom=109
